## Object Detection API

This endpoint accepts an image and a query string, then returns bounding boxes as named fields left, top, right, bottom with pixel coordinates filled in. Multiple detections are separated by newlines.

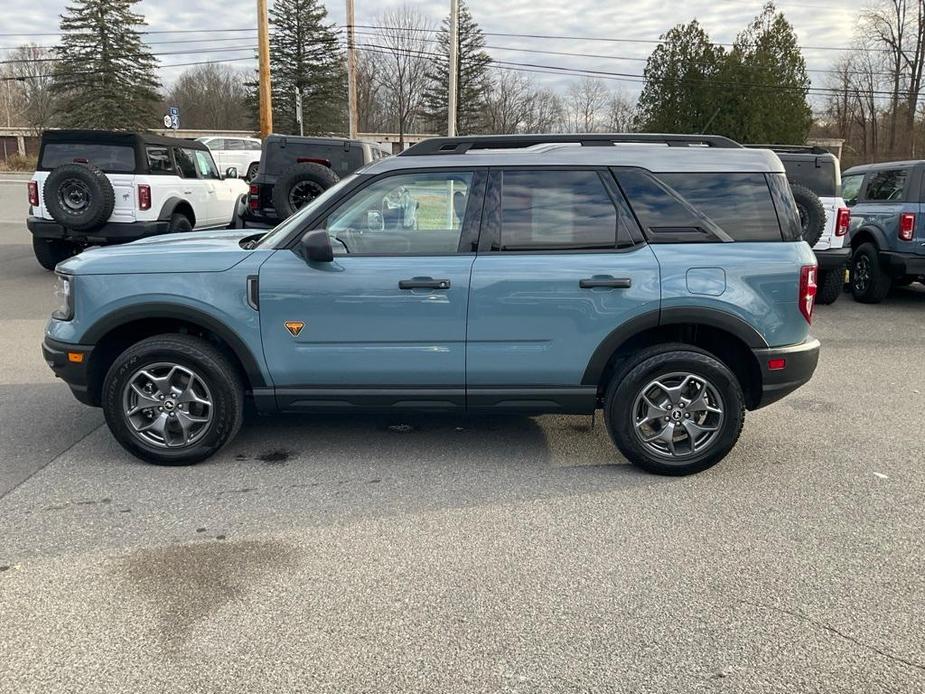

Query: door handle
left=399, top=277, right=451, bottom=290
left=579, top=277, right=632, bottom=289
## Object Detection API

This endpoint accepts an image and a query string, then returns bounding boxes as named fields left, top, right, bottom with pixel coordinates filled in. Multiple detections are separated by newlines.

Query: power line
left=0, top=45, right=258, bottom=66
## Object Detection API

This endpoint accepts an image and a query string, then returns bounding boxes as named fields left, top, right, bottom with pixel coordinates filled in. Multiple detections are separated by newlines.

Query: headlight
left=52, top=273, right=74, bottom=321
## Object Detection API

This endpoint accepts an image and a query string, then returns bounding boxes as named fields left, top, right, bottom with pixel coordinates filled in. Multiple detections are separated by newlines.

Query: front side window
left=865, top=169, right=907, bottom=201
left=841, top=174, right=863, bottom=206
left=325, top=172, right=473, bottom=255
left=174, top=148, right=197, bottom=178
left=189, top=149, right=220, bottom=179
left=499, top=170, right=619, bottom=250
left=146, top=146, right=174, bottom=174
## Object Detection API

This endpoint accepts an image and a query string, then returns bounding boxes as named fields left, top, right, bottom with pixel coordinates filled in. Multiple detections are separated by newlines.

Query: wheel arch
left=157, top=196, right=196, bottom=228
left=850, top=226, right=884, bottom=251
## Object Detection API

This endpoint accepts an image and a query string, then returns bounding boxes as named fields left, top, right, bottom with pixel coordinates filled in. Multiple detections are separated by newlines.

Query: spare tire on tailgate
left=789, top=183, right=826, bottom=247
left=43, top=162, right=115, bottom=232
left=272, top=162, right=339, bottom=219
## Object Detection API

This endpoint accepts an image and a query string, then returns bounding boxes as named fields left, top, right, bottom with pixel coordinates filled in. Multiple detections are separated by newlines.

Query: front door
left=466, top=168, right=661, bottom=412
left=259, top=169, right=485, bottom=411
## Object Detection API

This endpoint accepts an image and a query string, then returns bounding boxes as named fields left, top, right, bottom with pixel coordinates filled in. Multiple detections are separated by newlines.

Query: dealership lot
left=1, top=174, right=924, bottom=692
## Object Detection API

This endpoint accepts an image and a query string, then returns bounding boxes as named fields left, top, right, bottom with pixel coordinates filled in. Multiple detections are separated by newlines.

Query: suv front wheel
left=101, top=334, right=244, bottom=465
left=604, top=345, right=745, bottom=475
left=32, top=237, right=79, bottom=271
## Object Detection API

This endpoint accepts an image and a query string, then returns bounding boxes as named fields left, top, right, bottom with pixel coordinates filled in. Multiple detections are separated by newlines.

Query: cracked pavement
left=1, top=176, right=924, bottom=692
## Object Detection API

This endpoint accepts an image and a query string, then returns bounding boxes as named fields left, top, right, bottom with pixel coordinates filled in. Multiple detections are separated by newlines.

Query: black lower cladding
left=815, top=247, right=850, bottom=271
left=879, top=251, right=925, bottom=277
left=42, top=337, right=94, bottom=405
left=752, top=337, right=820, bottom=409
left=27, top=217, right=169, bottom=242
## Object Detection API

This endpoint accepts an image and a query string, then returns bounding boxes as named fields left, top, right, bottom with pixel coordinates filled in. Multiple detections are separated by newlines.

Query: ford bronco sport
left=28, top=130, right=249, bottom=270
left=42, top=134, right=820, bottom=475
left=841, top=160, right=925, bottom=302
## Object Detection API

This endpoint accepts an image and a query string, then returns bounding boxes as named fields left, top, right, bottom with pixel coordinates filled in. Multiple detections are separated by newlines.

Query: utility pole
left=447, top=0, right=459, bottom=137
left=295, top=86, right=304, bottom=136
left=346, top=0, right=358, bottom=139
left=257, top=0, right=273, bottom=138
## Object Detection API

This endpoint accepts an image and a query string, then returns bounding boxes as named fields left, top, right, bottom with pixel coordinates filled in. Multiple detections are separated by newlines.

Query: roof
left=41, top=129, right=209, bottom=151
left=843, top=159, right=925, bottom=175
left=265, top=134, right=365, bottom=147
left=366, top=140, right=785, bottom=175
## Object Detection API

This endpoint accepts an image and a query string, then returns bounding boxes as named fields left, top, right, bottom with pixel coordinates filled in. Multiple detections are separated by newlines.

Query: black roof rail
left=744, top=144, right=831, bottom=155
left=399, top=133, right=742, bottom=156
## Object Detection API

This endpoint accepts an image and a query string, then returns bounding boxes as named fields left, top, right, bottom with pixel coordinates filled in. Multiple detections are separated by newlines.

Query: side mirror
left=300, top=229, right=333, bottom=263
left=225, top=166, right=238, bottom=178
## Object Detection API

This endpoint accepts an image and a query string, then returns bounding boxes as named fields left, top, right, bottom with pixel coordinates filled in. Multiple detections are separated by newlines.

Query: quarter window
left=498, top=170, right=619, bottom=250
left=865, top=169, right=907, bottom=201
left=841, top=174, right=863, bottom=206
left=325, top=172, right=473, bottom=255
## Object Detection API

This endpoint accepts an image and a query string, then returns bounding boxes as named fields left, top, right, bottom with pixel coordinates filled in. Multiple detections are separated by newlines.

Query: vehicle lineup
left=196, top=135, right=263, bottom=181
left=40, top=133, right=822, bottom=475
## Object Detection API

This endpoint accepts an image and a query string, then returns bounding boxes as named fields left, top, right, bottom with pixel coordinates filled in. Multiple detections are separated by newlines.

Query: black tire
left=32, top=237, right=79, bottom=271
left=101, top=334, right=244, bottom=465
left=816, top=267, right=844, bottom=305
left=271, top=162, right=339, bottom=219
left=790, top=183, right=826, bottom=247
left=245, top=162, right=259, bottom=181
left=168, top=213, right=193, bottom=233
left=604, top=344, right=745, bottom=476
left=43, top=163, right=115, bottom=232
left=851, top=242, right=892, bottom=303
left=230, top=194, right=247, bottom=229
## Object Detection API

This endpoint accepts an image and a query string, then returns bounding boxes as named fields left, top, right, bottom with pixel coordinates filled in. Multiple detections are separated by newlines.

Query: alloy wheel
left=122, top=362, right=213, bottom=448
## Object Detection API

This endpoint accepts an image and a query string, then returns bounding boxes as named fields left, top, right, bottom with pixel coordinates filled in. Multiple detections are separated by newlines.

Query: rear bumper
left=751, top=337, right=820, bottom=410
left=814, top=247, right=850, bottom=271
left=42, top=336, right=95, bottom=406
left=28, top=217, right=170, bottom=243
left=880, top=251, right=925, bottom=277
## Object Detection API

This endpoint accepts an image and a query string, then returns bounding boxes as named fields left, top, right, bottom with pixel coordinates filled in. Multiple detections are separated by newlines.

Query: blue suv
left=42, top=134, right=820, bottom=475
left=841, top=161, right=925, bottom=302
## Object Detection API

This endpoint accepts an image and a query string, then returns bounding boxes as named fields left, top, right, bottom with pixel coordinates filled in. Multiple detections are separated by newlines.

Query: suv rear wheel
left=32, top=237, right=79, bottom=271
left=851, top=242, right=892, bottom=303
left=101, top=334, right=244, bottom=465
left=604, top=344, right=745, bottom=475
left=168, top=213, right=193, bottom=233
left=816, top=267, right=844, bottom=305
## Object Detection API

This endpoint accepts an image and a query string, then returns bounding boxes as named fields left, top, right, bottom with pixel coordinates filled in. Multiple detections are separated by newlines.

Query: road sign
left=168, top=106, right=179, bottom=117
left=163, top=115, right=172, bottom=128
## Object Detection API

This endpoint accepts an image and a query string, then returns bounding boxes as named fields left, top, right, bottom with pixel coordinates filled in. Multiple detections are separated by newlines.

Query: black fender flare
left=157, top=196, right=196, bottom=226
left=850, top=225, right=887, bottom=251
left=82, top=302, right=268, bottom=388
left=580, top=307, right=768, bottom=385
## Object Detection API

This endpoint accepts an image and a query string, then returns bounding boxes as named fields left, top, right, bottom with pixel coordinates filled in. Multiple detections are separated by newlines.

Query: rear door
left=188, top=148, right=235, bottom=227
left=466, top=168, right=661, bottom=412
left=859, top=167, right=913, bottom=252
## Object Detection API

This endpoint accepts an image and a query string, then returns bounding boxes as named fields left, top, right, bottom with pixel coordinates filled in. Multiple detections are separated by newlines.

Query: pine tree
left=269, top=0, right=345, bottom=135
left=52, top=0, right=160, bottom=130
left=422, top=1, right=491, bottom=135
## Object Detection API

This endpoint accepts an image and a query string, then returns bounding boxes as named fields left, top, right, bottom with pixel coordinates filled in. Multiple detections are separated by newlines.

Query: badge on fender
left=284, top=321, right=304, bottom=336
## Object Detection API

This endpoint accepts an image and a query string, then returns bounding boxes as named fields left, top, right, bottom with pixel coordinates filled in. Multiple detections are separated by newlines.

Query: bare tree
left=2, top=44, right=57, bottom=132
left=604, top=89, right=636, bottom=132
left=373, top=6, right=434, bottom=146
left=483, top=69, right=535, bottom=133
left=165, top=64, right=251, bottom=130
left=564, top=77, right=609, bottom=132
left=523, top=88, right=564, bottom=133
left=355, top=49, right=387, bottom=133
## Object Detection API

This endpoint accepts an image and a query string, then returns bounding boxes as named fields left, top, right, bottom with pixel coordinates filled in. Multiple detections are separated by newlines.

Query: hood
left=58, top=230, right=263, bottom=275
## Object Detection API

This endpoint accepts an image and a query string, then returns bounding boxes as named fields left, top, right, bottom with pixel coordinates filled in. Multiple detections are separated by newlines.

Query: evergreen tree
left=52, top=0, right=161, bottom=130
left=422, top=1, right=492, bottom=135
left=635, top=21, right=726, bottom=134
left=269, top=0, right=345, bottom=135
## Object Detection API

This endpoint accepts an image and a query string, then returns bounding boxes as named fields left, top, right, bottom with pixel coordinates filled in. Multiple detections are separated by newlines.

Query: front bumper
left=880, top=251, right=925, bottom=277
left=814, top=247, right=850, bottom=271
left=751, top=337, right=820, bottom=409
left=42, top=336, right=95, bottom=406
left=28, top=217, right=170, bottom=243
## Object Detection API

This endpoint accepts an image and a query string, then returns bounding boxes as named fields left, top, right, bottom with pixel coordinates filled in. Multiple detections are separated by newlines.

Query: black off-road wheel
left=851, top=242, right=892, bottom=304
left=43, top=162, right=115, bottom=232
left=168, top=213, right=193, bottom=233
left=816, top=267, right=844, bottom=305
left=32, top=237, right=79, bottom=271
left=790, top=183, right=826, bottom=247
left=271, top=162, right=339, bottom=219
left=101, top=334, right=244, bottom=465
left=604, top=344, right=746, bottom=476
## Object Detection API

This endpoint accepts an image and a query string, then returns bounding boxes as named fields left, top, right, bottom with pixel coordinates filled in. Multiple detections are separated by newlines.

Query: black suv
left=244, top=135, right=388, bottom=226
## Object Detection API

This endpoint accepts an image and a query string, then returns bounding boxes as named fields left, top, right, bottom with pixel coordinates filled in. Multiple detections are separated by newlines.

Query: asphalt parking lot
left=0, top=173, right=923, bottom=693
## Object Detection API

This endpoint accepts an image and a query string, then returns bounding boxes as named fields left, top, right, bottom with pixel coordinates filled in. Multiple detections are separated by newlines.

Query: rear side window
left=40, top=143, right=135, bottom=173
left=146, top=146, right=174, bottom=174
left=780, top=157, right=838, bottom=197
left=865, top=169, right=907, bottom=201
left=225, top=139, right=244, bottom=150
left=617, top=169, right=784, bottom=242
left=174, top=148, right=197, bottom=178
left=499, top=170, right=620, bottom=250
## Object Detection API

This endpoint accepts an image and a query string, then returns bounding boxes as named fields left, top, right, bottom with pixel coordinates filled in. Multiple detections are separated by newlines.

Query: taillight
left=27, top=180, right=38, bottom=207
left=835, top=207, right=850, bottom=237
left=137, top=184, right=151, bottom=211
left=799, top=264, right=818, bottom=324
left=248, top=183, right=259, bottom=210
left=899, top=212, right=915, bottom=241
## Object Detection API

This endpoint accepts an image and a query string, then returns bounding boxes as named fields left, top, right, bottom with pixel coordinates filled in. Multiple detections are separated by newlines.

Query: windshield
left=255, top=174, right=360, bottom=249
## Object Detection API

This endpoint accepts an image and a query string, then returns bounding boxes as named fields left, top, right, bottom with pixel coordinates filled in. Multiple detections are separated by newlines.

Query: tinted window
left=174, top=148, right=197, bottom=178
left=204, top=138, right=225, bottom=150
left=326, top=172, right=472, bottom=255
left=225, top=139, right=244, bottom=150
left=841, top=174, right=863, bottom=206
left=41, top=143, right=135, bottom=172
left=865, top=169, right=907, bottom=201
left=499, top=170, right=618, bottom=250
left=247, top=140, right=262, bottom=151
left=190, top=149, right=219, bottom=179
left=146, top=146, right=174, bottom=174
left=780, top=157, right=838, bottom=197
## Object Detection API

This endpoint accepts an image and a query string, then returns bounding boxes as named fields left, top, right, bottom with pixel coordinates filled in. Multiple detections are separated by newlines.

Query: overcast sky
left=1, top=0, right=861, bottom=98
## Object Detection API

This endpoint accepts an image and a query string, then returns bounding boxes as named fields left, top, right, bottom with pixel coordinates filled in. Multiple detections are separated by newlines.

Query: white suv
left=196, top=136, right=262, bottom=181
left=27, top=130, right=249, bottom=270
